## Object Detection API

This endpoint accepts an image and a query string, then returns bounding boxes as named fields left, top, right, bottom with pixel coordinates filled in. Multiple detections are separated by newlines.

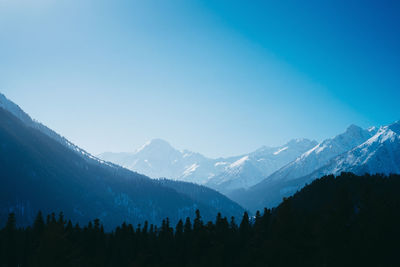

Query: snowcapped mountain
left=264, top=124, right=377, bottom=184
left=205, top=139, right=318, bottom=193
left=232, top=122, right=400, bottom=211
left=310, top=121, right=400, bottom=178
left=99, top=138, right=317, bottom=194
left=99, top=139, right=213, bottom=182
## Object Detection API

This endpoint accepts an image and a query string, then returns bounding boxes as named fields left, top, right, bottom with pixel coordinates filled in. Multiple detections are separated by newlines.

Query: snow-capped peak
left=346, top=124, right=362, bottom=133
left=136, top=138, right=174, bottom=153
left=240, top=121, right=400, bottom=210
left=387, top=120, right=400, bottom=134
left=100, top=136, right=317, bottom=193
left=267, top=124, right=376, bottom=183
left=365, top=122, right=400, bottom=145
left=311, top=121, right=400, bottom=178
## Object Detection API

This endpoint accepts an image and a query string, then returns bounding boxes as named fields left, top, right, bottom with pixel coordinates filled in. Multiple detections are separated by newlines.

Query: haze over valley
left=1, top=1, right=400, bottom=266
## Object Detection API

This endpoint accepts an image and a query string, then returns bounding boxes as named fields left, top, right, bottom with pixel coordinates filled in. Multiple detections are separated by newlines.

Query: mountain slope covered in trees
left=1, top=173, right=399, bottom=267
left=0, top=106, right=244, bottom=229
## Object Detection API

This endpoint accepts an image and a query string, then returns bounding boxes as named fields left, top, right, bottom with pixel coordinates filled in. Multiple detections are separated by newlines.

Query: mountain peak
left=286, top=138, right=317, bottom=146
left=387, top=120, right=400, bottom=134
left=136, top=138, right=175, bottom=154
left=338, top=124, right=373, bottom=142
left=0, top=92, right=32, bottom=124
left=0, top=92, right=17, bottom=109
left=345, top=124, right=362, bottom=133
left=148, top=138, right=172, bottom=146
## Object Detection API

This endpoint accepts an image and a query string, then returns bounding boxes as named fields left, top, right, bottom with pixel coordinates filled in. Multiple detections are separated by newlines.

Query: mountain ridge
left=231, top=121, right=400, bottom=211
left=98, top=137, right=318, bottom=194
left=0, top=94, right=244, bottom=228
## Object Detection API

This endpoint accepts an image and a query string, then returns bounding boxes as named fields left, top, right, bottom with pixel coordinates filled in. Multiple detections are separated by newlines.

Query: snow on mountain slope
left=99, top=139, right=214, bottom=183
left=99, top=138, right=317, bottom=193
left=206, top=139, right=318, bottom=193
left=311, top=121, right=400, bottom=178
left=231, top=122, right=399, bottom=211
left=264, top=125, right=377, bottom=184
left=0, top=93, right=245, bottom=227
left=100, top=140, right=230, bottom=184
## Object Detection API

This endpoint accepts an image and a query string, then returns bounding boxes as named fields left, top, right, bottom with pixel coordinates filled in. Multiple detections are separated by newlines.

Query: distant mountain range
left=2, top=92, right=399, bottom=219
left=99, top=120, right=400, bottom=213
left=0, top=93, right=244, bottom=228
left=231, top=122, right=400, bottom=211
left=99, top=138, right=318, bottom=195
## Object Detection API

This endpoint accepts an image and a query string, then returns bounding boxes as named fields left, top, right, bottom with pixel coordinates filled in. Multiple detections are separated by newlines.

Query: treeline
left=1, top=172, right=400, bottom=267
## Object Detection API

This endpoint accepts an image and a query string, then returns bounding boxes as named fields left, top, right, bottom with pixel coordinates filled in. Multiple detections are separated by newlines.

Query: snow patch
left=315, top=144, right=327, bottom=154
left=183, top=163, right=199, bottom=177
left=136, top=141, right=151, bottom=153
left=215, top=161, right=229, bottom=166
left=229, top=156, right=249, bottom=168
left=273, top=146, right=288, bottom=155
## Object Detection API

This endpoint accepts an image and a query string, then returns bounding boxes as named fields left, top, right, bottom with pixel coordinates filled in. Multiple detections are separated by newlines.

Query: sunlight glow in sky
left=1, top=0, right=399, bottom=157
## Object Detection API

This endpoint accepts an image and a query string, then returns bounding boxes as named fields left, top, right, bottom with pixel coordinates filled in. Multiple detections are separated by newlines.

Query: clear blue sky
left=1, top=0, right=399, bottom=157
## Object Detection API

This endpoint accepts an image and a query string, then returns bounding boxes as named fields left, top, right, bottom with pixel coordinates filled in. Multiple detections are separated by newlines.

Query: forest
left=1, top=172, right=399, bottom=267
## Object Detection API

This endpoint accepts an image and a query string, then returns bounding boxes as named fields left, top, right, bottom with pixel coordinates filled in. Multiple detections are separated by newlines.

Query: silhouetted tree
left=1, top=173, right=399, bottom=267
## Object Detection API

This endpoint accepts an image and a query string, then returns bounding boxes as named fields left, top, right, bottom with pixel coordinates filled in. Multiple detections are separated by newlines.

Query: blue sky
left=1, top=0, right=399, bottom=157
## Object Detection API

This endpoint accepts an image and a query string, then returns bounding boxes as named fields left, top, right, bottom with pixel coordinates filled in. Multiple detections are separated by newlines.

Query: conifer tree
left=5, top=213, right=17, bottom=267
left=175, top=219, right=184, bottom=238
left=239, top=211, right=251, bottom=242
left=184, top=217, right=192, bottom=234
left=33, top=211, right=45, bottom=235
left=193, top=209, right=203, bottom=231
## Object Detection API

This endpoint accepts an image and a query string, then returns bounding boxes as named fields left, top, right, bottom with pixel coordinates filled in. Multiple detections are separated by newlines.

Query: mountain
left=99, top=138, right=317, bottom=194
left=0, top=93, right=106, bottom=165
left=309, top=121, right=400, bottom=178
left=261, top=125, right=377, bottom=185
left=100, top=139, right=211, bottom=181
left=205, top=138, right=318, bottom=194
left=0, top=94, right=244, bottom=228
left=232, top=123, right=400, bottom=211
left=3, top=173, right=400, bottom=267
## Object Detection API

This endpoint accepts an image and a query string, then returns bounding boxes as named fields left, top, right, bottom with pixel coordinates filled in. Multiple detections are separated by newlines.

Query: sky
left=1, top=0, right=400, bottom=158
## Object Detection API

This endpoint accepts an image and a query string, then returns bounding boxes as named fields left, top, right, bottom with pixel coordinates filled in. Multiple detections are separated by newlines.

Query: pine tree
left=193, top=209, right=203, bottom=232
left=5, top=213, right=17, bottom=267
left=175, top=219, right=184, bottom=238
left=142, top=221, right=148, bottom=235
left=230, top=216, right=238, bottom=232
left=51, top=212, right=56, bottom=224
left=239, top=212, right=251, bottom=240
left=57, top=212, right=65, bottom=227
left=94, top=218, right=100, bottom=231
left=33, top=211, right=45, bottom=235
left=184, top=217, right=192, bottom=234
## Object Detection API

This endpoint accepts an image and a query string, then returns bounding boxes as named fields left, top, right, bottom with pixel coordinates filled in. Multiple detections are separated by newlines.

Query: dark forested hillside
left=1, top=173, right=399, bottom=267
left=157, top=179, right=243, bottom=217
left=0, top=107, right=243, bottom=229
